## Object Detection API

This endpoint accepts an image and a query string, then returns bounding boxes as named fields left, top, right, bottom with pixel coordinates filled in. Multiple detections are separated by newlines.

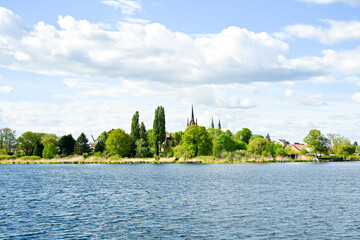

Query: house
left=290, top=143, right=311, bottom=154
left=276, top=139, right=290, bottom=147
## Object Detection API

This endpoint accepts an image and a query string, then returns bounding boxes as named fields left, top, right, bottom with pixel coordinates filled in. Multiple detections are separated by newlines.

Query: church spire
left=211, top=117, right=214, bottom=128
left=218, top=118, right=221, bottom=130
left=191, top=104, right=195, bottom=125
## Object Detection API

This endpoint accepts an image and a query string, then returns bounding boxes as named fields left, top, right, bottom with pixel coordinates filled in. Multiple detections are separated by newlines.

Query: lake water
left=1, top=163, right=360, bottom=239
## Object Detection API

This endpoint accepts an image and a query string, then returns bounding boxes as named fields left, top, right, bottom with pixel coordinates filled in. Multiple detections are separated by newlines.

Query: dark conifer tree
left=74, top=133, right=90, bottom=155
left=153, top=106, right=166, bottom=155
left=59, top=134, right=76, bottom=156
left=130, top=111, right=140, bottom=157
left=33, top=142, right=44, bottom=157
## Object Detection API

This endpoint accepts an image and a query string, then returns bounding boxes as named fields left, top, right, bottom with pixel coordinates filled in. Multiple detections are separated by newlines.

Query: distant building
left=276, top=139, right=290, bottom=147
left=290, top=143, right=311, bottom=154
left=187, top=105, right=198, bottom=127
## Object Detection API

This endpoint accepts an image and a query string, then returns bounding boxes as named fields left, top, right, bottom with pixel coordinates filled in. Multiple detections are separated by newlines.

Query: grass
left=0, top=155, right=356, bottom=165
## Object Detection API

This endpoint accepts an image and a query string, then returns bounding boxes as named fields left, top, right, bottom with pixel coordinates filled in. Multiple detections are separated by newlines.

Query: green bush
left=0, top=155, right=16, bottom=160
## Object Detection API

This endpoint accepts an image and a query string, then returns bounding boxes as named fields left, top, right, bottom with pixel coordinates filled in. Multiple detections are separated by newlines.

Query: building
left=187, top=105, right=198, bottom=127
left=290, top=143, right=311, bottom=154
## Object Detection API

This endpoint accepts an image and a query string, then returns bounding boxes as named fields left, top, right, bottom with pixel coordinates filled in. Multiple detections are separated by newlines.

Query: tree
left=354, top=141, right=358, bottom=147
left=17, top=132, right=45, bottom=156
left=41, top=134, right=58, bottom=147
left=173, top=131, right=184, bottom=146
left=140, top=122, right=147, bottom=140
left=213, top=133, right=246, bottom=157
left=130, top=111, right=140, bottom=156
left=0, top=128, right=17, bottom=154
left=33, top=142, right=44, bottom=157
left=248, top=138, right=271, bottom=155
left=136, top=138, right=150, bottom=158
left=106, top=129, right=131, bottom=157
left=266, top=134, right=271, bottom=141
left=225, top=130, right=233, bottom=137
left=303, top=129, right=330, bottom=157
left=94, top=142, right=105, bottom=153
left=42, top=143, right=59, bottom=159
left=74, top=133, right=90, bottom=155
left=249, top=134, right=264, bottom=143
left=183, top=125, right=213, bottom=157
left=153, top=106, right=166, bottom=155
left=58, top=134, right=76, bottom=156
left=97, top=131, right=109, bottom=143
left=335, top=138, right=356, bottom=159
left=236, top=128, right=252, bottom=144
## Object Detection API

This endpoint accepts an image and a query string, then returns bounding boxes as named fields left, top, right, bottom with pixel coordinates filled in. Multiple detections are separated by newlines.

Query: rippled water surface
left=1, top=163, right=360, bottom=239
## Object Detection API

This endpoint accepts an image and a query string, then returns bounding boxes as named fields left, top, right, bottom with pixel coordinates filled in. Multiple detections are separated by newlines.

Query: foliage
left=335, top=138, right=356, bottom=159
left=42, top=143, right=59, bottom=159
left=213, top=133, right=246, bottom=157
left=249, top=134, right=264, bottom=143
left=17, top=131, right=45, bottom=156
left=285, top=146, right=295, bottom=155
left=106, top=129, right=131, bottom=157
left=173, top=131, right=184, bottom=146
left=58, top=134, right=76, bottom=156
left=0, top=128, right=17, bottom=154
left=236, top=128, right=252, bottom=144
left=140, top=122, right=147, bottom=140
left=153, top=106, right=166, bottom=155
left=247, top=138, right=271, bottom=155
left=0, top=155, right=16, bottom=160
left=265, top=134, right=271, bottom=141
left=174, top=145, right=186, bottom=159
left=41, top=134, right=58, bottom=147
left=94, top=141, right=105, bottom=153
left=183, top=125, right=213, bottom=157
left=136, top=138, right=150, bottom=158
left=33, top=142, right=44, bottom=157
left=97, top=131, right=109, bottom=143
left=299, top=148, right=309, bottom=155
left=304, top=129, right=330, bottom=157
left=74, top=133, right=91, bottom=155
left=130, top=111, right=140, bottom=156
left=224, top=130, right=233, bottom=137
left=207, top=128, right=223, bottom=138
left=20, top=156, right=42, bottom=160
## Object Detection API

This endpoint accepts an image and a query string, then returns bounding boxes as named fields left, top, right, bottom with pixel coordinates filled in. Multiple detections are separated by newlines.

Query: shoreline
left=0, top=156, right=354, bottom=164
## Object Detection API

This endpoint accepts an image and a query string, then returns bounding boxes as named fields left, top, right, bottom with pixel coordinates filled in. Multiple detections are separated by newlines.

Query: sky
left=1, top=0, right=360, bottom=143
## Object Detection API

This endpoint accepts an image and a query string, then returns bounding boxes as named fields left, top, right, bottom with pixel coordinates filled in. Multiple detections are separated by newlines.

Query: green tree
left=335, top=138, right=356, bottom=159
left=236, top=128, right=252, bottom=144
left=94, top=141, right=105, bottom=153
left=140, top=122, right=147, bottom=140
left=33, top=141, right=44, bottom=157
left=0, top=128, right=17, bottom=154
left=249, top=134, right=264, bottom=143
left=42, top=143, right=59, bottom=159
left=213, top=133, right=246, bottom=157
left=97, top=131, right=109, bottom=143
left=17, top=131, right=45, bottom=156
left=74, top=133, right=90, bottom=155
left=248, top=138, right=271, bottom=155
left=225, top=130, right=233, bottom=137
left=41, top=134, right=58, bottom=147
left=183, top=125, right=213, bottom=157
left=130, top=111, right=140, bottom=156
left=106, top=129, right=131, bottom=157
left=299, top=148, right=309, bottom=156
left=265, top=133, right=271, bottom=141
left=173, top=131, right=184, bottom=146
left=153, top=106, right=166, bottom=155
left=58, top=134, right=76, bottom=156
left=303, top=129, right=330, bottom=157
left=136, top=138, right=150, bottom=158
left=354, top=141, right=358, bottom=147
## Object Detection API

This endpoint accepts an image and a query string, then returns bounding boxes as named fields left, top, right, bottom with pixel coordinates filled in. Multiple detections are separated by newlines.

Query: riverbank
left=0, top=155, right=324, bottom=164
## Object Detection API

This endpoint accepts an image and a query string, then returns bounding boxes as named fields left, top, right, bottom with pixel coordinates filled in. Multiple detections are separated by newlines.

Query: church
left=187, top=105, right=221, bottom=130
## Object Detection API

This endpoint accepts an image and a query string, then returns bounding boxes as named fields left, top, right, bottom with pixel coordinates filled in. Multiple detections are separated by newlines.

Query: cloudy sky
left=1, top=0, right=360, bottom=143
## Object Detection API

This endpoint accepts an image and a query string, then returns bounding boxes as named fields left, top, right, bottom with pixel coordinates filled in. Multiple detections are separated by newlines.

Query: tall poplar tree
left=153, top=106, right=166, bottom=155
left=130, top=111, right=140, bottom=156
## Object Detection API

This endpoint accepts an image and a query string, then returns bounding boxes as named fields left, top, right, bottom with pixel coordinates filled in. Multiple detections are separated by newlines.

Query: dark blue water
left=1, top=163, right=360, bottom=239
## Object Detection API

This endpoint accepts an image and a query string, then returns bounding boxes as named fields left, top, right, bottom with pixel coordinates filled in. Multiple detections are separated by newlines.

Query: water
left=1, top=163, right=360, bottom=239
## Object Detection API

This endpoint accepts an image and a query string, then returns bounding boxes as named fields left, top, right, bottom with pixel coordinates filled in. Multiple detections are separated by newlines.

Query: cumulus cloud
left=101, top=0, right=142, bottom=15
left=352, top=92, right=360, bottom=102
left=275, top=20, right=360, bottom=44
left=0, top=86, right=13, bottom=93
left=0, top=7, right=329, bottom=86
left=297, top=0, right=360, bottom=5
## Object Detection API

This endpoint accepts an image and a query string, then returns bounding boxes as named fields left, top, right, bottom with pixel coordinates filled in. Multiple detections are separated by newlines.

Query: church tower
left=187, top=105, right=197, bottom=127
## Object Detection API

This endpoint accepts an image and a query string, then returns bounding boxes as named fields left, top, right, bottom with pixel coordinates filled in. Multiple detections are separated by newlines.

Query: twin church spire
left=187, top=105, right=221, bottom=130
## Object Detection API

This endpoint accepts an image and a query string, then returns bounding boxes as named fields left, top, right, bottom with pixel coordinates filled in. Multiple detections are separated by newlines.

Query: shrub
left=20, top=156, right=42, bottom=160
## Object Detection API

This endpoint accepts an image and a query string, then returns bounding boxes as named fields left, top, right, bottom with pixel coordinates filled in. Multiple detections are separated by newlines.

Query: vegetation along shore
left=1, top=106, right=359, bottom=164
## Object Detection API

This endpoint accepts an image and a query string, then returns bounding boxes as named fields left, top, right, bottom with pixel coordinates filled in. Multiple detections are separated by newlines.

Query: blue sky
left=1, top=0, right=360, bottom=143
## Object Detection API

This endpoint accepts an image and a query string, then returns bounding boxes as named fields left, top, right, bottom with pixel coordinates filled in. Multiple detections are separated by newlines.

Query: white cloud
left=0, top=7, right=328, bottom=86
left=275, top=20, right=360, bottom=44
left=101, top=0, right=142, bottom=15
left=0, top=86, right=13, bottom=93
left=285, top=89, right=293, bottom=97
left=297, top=0, right=360, bottom=5
left=345, top=76, right=360, bottom=87
left=352, top=92, right=360, bottom=102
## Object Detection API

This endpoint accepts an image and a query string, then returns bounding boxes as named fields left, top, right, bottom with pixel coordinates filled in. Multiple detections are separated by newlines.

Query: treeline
left=0, top=106, right=359, bottom=160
